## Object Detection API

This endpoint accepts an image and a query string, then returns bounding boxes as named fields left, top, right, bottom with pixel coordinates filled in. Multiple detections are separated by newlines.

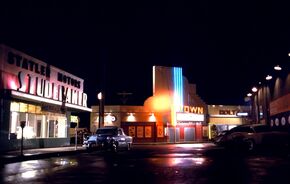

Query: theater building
left=0, top=44, right=91, bottom=152
left=91, top=66, right=208, bottom=142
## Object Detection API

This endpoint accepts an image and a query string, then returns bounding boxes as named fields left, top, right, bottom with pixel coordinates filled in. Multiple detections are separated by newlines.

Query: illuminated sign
left=0, top=45, right=90, bottom=110
left=173, top=67, right=183, bottom=112
left=70, top=115, right=79, bottom=123
left=17, top=71, right=87, bottom=107
left=236, top=112, right=248, bottom=116
left=219, top=110, right=238, bottom=115
left=176, top=112, right=204, bottom=122
left=183, top=106, right=204, bottom=114
left=105, top=114, right=117, bottom=122
left=7, top=51, right=51, bottom=77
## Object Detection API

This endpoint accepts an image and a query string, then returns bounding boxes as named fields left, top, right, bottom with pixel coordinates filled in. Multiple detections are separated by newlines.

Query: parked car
left=214, top=124, right=290, bottom=151
left=83, top=126, right=133, bottom=152
left=212, top=130, right=229, bottom=144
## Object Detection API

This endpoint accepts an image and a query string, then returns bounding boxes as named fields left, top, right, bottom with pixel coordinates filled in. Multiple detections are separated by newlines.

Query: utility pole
left=117, top=91, right=132, bottom=105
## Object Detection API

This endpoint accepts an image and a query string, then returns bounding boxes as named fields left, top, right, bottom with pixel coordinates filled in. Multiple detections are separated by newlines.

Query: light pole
left=246, top=93, right=254, bottom=123
left=265, top=75, right=272, bottom=125
left=252, top=86, right=260, bottom=123
left=98, top=92, right=103, bottom=128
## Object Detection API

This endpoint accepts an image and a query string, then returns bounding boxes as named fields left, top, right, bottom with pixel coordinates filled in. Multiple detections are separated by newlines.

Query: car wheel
left=111, top=142, right=118, bottom=153
left=87, top=143, right=95, bottom=151
left=245, top=139, right=255, bottom=151
left=127, top=143, right=131, bottom=151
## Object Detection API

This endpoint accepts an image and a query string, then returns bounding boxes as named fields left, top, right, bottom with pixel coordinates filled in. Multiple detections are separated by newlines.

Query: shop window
left=57, top=117, right=67, bottom=138
left=128, top=126, right=135, bottom=137
left=137, top=126, right=144, bottom=138
left=19, top=103, right=28, bottom=112
left=28, top=104, right=36, bottom=113
left=10, top=102, right=19, bottom=111
left=145, top=126, right=152, bottom=138
left=9, top=101, right=67, bottom=139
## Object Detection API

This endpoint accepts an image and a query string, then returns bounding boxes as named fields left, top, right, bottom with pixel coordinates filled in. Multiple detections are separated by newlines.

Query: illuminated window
left=28, top=104, right=36, bottom=113
left=19, top=103, right=28, bottom=112
left=10, top=102, right=20, bottom=111
left=9, top=101, right=67, bottom=139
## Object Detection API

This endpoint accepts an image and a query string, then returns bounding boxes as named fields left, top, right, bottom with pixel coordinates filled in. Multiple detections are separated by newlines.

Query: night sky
left=1, top=1, right=289, bottom=107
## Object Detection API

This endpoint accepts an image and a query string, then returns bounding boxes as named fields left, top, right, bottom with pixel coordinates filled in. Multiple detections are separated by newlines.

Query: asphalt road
left=2, top=143, right=290, bottom=184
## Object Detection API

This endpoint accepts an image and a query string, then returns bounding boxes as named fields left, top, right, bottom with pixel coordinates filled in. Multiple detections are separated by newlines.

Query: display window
left=9, top=102, right=67, bottom=139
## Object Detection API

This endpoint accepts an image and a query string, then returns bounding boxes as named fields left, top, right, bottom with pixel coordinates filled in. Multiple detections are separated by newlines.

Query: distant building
left=207, top=105, right=251, bottom=139
left=269, top=69, right=290, bottom=128
left=0, top=44, right=91, bottom=152
left=92, top=66, right=208, bottom=142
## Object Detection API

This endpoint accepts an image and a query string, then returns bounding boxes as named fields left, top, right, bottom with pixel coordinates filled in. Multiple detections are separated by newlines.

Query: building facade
left=250, top=66, right=289, bottom=129
left=207, top=105, right=251, bottom=139
left=0, top=44, right=91, bottom=152
left=91, top=66, right=208, bottom=142
left=269, top=69, right=290, bottom=128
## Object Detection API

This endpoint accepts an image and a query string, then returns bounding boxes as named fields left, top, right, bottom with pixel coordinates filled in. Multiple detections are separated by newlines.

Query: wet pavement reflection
left=2, top=143, right=290, bottom=184
left=3, top=158, right=79, bottom=183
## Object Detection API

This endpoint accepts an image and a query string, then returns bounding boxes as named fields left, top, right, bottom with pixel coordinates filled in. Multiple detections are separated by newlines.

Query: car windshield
left=96, top=128, right=117, bottom=135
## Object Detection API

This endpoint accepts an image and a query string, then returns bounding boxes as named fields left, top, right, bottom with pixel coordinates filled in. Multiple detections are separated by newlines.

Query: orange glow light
left=152, top=95, right=171, bottom=112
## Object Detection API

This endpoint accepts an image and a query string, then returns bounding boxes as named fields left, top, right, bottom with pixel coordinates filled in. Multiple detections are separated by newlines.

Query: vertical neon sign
left=171, top=67, right=183, bottom=126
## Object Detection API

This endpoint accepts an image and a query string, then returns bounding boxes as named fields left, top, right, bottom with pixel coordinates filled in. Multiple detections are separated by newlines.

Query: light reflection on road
left=3, top=157, right=78, bottom=183
left=175, top=143, right=216, bottom=149
left=148, top=154, right=208, bottom=167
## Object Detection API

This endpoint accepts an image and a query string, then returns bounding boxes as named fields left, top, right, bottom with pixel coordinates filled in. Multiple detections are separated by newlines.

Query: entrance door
left=48, top=120, right=55, bottom=137
left=184, top=127, right=195, bottom=141
left=168, top=128, right=180, bottom=143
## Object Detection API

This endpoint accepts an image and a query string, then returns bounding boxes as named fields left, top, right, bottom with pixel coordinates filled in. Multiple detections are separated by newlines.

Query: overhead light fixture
left=274, top=65, right=282, bottom=71
left=252, top=87, right=258, bottom=92
left=265, top=75, right=272, bottom=80
left=247, top=93, right=252, bottom=97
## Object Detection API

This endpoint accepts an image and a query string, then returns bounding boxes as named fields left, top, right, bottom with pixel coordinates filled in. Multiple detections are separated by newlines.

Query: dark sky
left=1, top=1, right=289, bottom=106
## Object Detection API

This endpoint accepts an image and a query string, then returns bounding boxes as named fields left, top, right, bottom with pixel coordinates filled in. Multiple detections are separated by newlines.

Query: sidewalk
left=1, top=145, right=87, bottom=165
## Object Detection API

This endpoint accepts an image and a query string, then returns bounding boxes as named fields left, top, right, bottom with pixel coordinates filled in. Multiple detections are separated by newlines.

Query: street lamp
left=274, top=65, right=282, bottom=71
left=97, top=92, right=103, bottom=128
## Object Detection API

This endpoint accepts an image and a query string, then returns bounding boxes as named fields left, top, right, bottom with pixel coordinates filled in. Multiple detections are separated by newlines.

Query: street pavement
left=1, top=141, right=210, bottom=165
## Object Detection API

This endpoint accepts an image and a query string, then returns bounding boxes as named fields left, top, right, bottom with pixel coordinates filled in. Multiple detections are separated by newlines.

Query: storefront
left=0, top=44, right=91, bottom=152
left=208, top=105, right=251, bottom=139
left=91, top=66, right=207, bottom=142
left=270, top=93, right=290, bottom=128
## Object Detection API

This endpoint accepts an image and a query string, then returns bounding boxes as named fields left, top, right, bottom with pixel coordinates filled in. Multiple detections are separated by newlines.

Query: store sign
left=104, top=114, right=117, bottom=122
left=70, top=115, right=79, bottom=123
left=176, top=112, right=204, bottom=122
left=219, top=110, right=238, bottom=115
left=183, top=106, right=203, bottom=114
left=0, top=46, right=90, bottom=110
